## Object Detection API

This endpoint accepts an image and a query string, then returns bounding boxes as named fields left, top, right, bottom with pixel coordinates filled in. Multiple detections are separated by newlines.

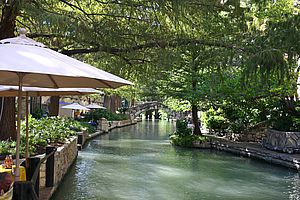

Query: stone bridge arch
left=128, top=101, right=172, bottom=119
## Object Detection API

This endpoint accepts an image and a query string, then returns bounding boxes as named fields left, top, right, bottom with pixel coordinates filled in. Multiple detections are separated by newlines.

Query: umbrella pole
left=25, top=92, right=29, bottom=167
left=15, top=73, right=24, bottom=181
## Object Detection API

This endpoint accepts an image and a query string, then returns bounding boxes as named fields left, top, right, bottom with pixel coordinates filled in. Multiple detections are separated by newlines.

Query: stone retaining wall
left=114, top=119, right=135, bottom=128
left=98, top=118, right=108, bottom=132
left=98, top=118, right=137, bottom=132
left=40, top=162, right=46, bottom=188
left=263, top=129, right=300, bottom=153
left=209, top=137, right=300, bottom=170
left=188, top=135, right=300, bottom=170
left=229, top=131, right=266, bottom=142
left=54, top=136, right=78, bottom=185
left=227, top=121, right=267, bottom=142
left=77, top=130, right=89, bottom=147
left=39, top=136, right=78, bottom=188
left=109, top=121, right=119, bottom=129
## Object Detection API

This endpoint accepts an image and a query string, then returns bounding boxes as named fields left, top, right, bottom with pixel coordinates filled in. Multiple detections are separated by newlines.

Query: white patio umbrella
left=0, top=86, right=102, bottom=97
left=0, top=28, right=132, bottom=181
left=86, top=103, right=106, bottom=109
left=61, top=102, right=90, bottom=110
left=0, top=86, right=101, bottom=163
left=0, top=32, right=131, bottom=89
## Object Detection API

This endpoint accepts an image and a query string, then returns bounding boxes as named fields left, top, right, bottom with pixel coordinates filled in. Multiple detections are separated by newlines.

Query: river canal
left=52, top=120, right=300, bottom=200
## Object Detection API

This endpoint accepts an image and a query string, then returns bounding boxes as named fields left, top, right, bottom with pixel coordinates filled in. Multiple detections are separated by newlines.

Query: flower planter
left=263, top=129, right=300, bottom=154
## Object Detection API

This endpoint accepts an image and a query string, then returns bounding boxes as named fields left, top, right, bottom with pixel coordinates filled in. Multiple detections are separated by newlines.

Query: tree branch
left=60, top=38, right=239, bottom=56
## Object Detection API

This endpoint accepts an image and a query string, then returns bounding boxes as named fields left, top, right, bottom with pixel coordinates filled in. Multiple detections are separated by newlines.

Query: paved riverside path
left=202, top=135, right=300, bottom=170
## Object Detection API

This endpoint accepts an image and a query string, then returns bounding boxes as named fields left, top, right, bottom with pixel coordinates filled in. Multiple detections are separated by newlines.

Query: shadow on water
left=52, top=120, right=300, bottom=200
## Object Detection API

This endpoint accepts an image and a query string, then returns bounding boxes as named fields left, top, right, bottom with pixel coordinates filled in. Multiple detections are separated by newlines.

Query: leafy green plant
left=0, top=140, right=15, bottom=155
left=83, top=109, right=128, bottom=122
left=170, top=120, right=208, bottom=147
left=175, top=120, right=192, bottom=136
left=271, top=115, right=300, bottom=132
left=202, top=108, right=229, bottom=134
left=79, top=122, right=96, bottom=133
left=0, top=116, right=99, bottom=157
left=32, top=107, right=44, bottom=119
left=170, top=134, right=209, bottom=147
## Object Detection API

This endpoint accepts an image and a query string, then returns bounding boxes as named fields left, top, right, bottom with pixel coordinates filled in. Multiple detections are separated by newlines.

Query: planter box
left=263, top=129, right=300, bottom=153
left=39, top=136, right=78, bottom=188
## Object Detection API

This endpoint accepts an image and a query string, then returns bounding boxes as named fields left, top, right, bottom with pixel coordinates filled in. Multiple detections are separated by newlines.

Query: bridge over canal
left=128, top=101, right=173, bottom=119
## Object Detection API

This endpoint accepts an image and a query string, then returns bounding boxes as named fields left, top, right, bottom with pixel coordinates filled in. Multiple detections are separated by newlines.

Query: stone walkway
left=203, top=135, right=300, bottom=170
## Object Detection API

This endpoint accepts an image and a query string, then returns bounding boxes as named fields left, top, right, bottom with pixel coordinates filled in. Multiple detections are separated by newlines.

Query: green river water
left=52, top=120, right=300, bottom=200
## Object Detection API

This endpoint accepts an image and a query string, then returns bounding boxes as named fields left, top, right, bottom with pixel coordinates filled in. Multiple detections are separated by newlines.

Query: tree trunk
left=0, top=2, right=20, bottom=141
left=49, top=96, right=60, bottom=116
left=191, top=53, right=201, bottom=135
left=107, top=95, right=121, bottom=113
left=0, top=97, right=17, bottom=140
left=103, top=95, right=111, bottom=111
left=116, top=96, right=121, bottom=111
left=191, top=104, right=201, bottom=135
left=131, top=98, right=135, bottom=107
left=0, top=1, right=19, bottom=39
left=110, top=95, right=116, bottom=113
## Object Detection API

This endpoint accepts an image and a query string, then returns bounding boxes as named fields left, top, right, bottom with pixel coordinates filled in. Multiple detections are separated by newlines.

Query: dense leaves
left=83, top=109, right=128, bottom=122
left=170, top=120, right=208, bottom=147
left=0, top=116, right=95, bottom=156
left=1, top=0, right=300, bottom=140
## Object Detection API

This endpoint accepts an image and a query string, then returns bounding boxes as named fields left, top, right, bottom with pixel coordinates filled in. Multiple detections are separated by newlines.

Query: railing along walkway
left=13, top=147, right=56, bottom=200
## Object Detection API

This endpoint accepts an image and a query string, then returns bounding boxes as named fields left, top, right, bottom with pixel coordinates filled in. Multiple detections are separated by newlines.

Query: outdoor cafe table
left=0, top=165, right=26, bottom=181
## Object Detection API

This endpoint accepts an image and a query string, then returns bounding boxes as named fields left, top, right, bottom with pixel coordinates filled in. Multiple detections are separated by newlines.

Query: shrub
left=271, top=115, right=300, bottom=132
left=0, top=116, right=97, bottom=157
left=80, top=121, right=96, bottom=133
left=202, top=108, right=229, bottom=134
left=22, top=116, right=95, bottom=155
left=170, top=120, right=208, bottom=147
left=0, top=141, right=15, bottom=155
left=32, top=107, right=44, bottom=119
left=83, top=109, right=128, bottom=122
left=175, top=120, right=192, bottom=136
left=170, top=134, right=206, bottom=147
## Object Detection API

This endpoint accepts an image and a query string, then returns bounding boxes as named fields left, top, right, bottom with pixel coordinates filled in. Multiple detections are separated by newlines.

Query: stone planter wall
left=98, top=118, right=109, bottom=132
left=77, top=130, right=89, bottom=147
left=109, top=121, right=119, bottom=130
left=227, top=121, right=267, bottom=142
left=229, top=131, right=266, bottom=142
left=116, top=119, right=135, bottom=127
left=39, top=136, right=78, bottom=188
left=263, top=129, right=300, bottom=153
left=53, top=136, right=78, bottom=185
left=39, top=159, right=46, bottom=188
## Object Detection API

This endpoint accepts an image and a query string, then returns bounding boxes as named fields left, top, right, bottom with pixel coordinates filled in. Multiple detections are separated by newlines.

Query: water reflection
left=286, top=173, right=300, bottom=200
left=52, top=120, right=300, bottom=200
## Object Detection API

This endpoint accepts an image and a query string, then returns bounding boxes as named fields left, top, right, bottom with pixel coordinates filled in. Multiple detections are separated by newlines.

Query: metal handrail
left=23, top=148, right=56, bottom=199
left=30, top=183, right=39, bottom=200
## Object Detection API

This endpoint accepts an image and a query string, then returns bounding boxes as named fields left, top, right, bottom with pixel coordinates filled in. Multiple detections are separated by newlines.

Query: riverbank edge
left=42, top=119, right=139, bottom=200
left=190, top=135, right=300, bottom=171
left=79, top=119, right=139, bottom=149
left=39, top=136, right=78, bottom=200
